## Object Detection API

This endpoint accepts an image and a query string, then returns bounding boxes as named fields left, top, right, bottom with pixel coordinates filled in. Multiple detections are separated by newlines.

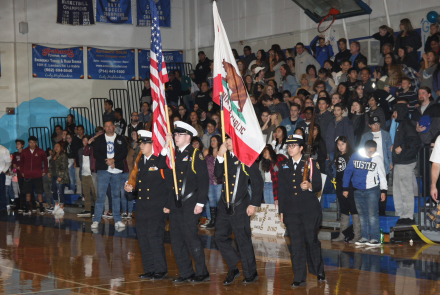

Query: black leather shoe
left=223, top=269, right=240, bottom=286
left=152, top=272, right=168, bottom=280
left=191, top=273, right=210, bottom=283
left=291, top=280, right=306, bottom=287
left=172, top=274, right=195, bottom=283
left=317, top=272, right=326, bottom=281
left=242, top=272, right=258, bottom=284
left=139, top=272, right=154, bottom=279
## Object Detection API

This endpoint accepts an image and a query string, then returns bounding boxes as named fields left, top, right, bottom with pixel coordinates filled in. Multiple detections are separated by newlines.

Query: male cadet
left=124, top=130, right=171, bottom=280
left=214, top=135, right=263, bottom=285
left=160, top=121, right=210, bottom=283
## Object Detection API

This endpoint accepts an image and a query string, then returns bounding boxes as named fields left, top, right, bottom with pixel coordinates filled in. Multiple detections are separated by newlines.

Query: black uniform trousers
left=214, top=199, right=257, bottom=278
left=135, top=209, right=168, bottom=274
left=169, top=204, right=208, bottom=277
left=284, top=208, right=324, bottom=282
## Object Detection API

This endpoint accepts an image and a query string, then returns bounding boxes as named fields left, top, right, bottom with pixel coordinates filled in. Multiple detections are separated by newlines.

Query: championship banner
left=56, top=0, right=95, bottom=25
left=137, top=0, right=171, bottom=28
left=87, top=47, right=135, bottom=80
left=138, top=49, right=183, bottom=79
left=96, top=0, right=133, bottom=24
left=32, top=45, right=84, bottom=79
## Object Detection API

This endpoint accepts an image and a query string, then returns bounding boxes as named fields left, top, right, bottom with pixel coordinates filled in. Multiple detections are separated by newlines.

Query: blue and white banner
left=96, top=0, right=133, bottom=24
left=87, top=47, right=135, bottom=80
left=56, top=0, right=95, bottom=25
left=32, top=45, right=84, bottom=79
left=138, top=49, right=182, bottom=79
left=137, top=0, right=171, bottom=28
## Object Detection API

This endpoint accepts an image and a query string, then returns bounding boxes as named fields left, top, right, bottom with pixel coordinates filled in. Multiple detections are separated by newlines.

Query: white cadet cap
left=173, top=121, right=198, bottom=137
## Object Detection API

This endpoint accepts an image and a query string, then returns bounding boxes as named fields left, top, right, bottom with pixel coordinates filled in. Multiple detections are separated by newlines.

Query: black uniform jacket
left=278, top=157, right=322, bottom=215
left=158, top=145, right=209, bottom=210
left=214, top=152, right=263, bottom=208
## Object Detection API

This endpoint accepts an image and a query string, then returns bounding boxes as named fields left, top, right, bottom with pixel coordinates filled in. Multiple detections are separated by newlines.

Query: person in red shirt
left=11, top=139, right=25, bottom=210
left=20, top=136, right=48, bottom=215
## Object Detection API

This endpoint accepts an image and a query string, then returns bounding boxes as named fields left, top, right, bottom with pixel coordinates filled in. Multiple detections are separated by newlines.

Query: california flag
left=212, top=1, right=265, bottom=166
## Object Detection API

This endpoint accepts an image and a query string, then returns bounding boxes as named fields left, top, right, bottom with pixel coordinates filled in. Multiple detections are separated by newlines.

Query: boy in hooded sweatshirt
left=342, top=140, right=388, bottom=246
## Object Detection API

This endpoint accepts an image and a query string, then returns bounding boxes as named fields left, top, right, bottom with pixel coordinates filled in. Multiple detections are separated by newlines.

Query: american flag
left=149, top=0, right=170, bottom=166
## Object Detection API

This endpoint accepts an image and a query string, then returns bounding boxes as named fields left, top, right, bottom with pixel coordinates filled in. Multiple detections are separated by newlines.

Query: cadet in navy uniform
left=160, top=121, right=210, bottom=283
left=124, top=130, right=171, bottom=280
left=278, top=134, right=325, bottom=287
left=214, top=136, right=263, bottom=285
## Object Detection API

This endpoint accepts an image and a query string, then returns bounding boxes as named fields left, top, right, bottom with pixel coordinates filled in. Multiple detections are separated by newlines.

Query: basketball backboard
left=291, top=0, right=372, bottom=23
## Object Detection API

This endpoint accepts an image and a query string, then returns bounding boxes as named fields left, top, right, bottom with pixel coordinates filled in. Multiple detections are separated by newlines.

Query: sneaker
left=126, top=213, right=132, bottom=219
left=115, top=221, right=126, bottom=228
left=355, top=238, right=369, bottom=245
left=366, top=239, right=381, bottom=247
left=23, top=210, right=31, bottom=215
left=53, top=204, right=60, bottom=214
left=47, top=207, right=54, bottom=212
left=6, top=205, right=11, bottom=210
left=91, top=221, right=99, bottom=229
left=31, top=209, right=37, bottom=213
left=18, top=208, right=23, bottom=213
left=121, top=213, right=128, bottom=219
left=199, top=219, right=210, bottom=228
left=39, top=208, right=45, bottom=215
left=104, top=212, right=113, bottom=219
left=77, top=211, right=92, bottom=217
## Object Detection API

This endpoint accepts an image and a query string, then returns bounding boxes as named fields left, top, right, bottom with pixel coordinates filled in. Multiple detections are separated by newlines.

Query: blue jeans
left=354, top=186, right=380, bottom=241
left=264, top=182, right=274, bottom=204
left=52, top=176, right=66, bottom=204
left=205, top=184, right=222, bottom=219
left=6, top=185, right=14, bottom=205
left=93, top=170, right=123, bottom=223
left=68, top=164, right=76, bottom=191
left=120, top=173, right=133, bottom=214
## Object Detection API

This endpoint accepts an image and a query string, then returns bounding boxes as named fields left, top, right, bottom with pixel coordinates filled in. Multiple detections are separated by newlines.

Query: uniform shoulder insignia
left=199, top=153, right=204, bottom=160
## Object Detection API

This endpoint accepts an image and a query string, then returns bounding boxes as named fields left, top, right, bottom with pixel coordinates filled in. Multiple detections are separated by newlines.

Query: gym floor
left=0, top=212, right=439, bottom=295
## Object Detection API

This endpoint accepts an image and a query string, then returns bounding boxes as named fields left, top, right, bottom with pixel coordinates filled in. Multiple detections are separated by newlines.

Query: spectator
left=195, top=81, right=212, bottom=113
left=337, top=82, right=350, bottom=103
left=66, top=114, right=76, bottom=135
left=271, top=50, right=287, bottom=88
left=65, top=133, right=77, bottom=194
left=392, top=103, right=421, bottom=225
left=141, top=78, right=151, bottom=104
left=114, top=108, right=127, bottom=136
left=364, top=95, right=386, bottom=132
left=311, top=80, right=326, bottom=104
left=430, top=135, right=440, bottom=201
left=397, top=46, right=419, bottom=71
left=201, top=119, right=219, bottom=150
left=310, top=34, right=334, bottom=68
left=425, top=23, right=440, bottom=53
left=378, top=43, right=395, bottom=67
left=271, top=126, right=288, bottom=157
left=296, top=73, right=311, bottom=95
left=201, top=135, right=223, bottom=229
left=294, top=42, right=321, bottom=81
left=325, top=103, right=355, bottom=157
left=102, top=100, right=115, bottom=124
left=346, top=68, right=359, bottom=92
left=198, top=109, right=209, bottom=130
left=315, top=97, right=334, bottom=137
left=194, top=51, right=211, bottom=85
left=349, top=100, right=366, bottom=147
left=183, top=70, right=200, bottom=110
left=280, top=103, right=303, bottom=136
left=342, top=140, right=387, bottom=246
left=296, top=107, right=314, bottom=142
left=334, top=59, right=350, bottom=86
left=272, top=92, right=290, bottom=119
left=419, top=51, right=439, bottom=98
left=77, top=135, right=96, bottom=217
left=175, top=70, right=191, bottom=98
left=49, top=142, right=69, bottom=215
left=372, top=25, right=395, bottom=49
left=191, top=136, right=204, bottom=150
left=360, top=68, right=375, bottom=94
left=128, top=112, right=144, bottom=136
left=120, top=139, right=133, bottom=220
left=165, top=71, right=182, bottom=108
left=280, top=64, right=299, bottom=95
left=311, top=124, right=327, bottom=173
left=307, top=65, right=318, bottom=88
left=373, top=66, right=389, bottom=90
left=334, top=38, right=351, bottom=72
left=91, top=120, right=128, bottom=230
left=177, top=104, right=188, bottom=122
left=434, top=63, right=440, bottom=98
left=248, top=49, right=267, bottom=70
left=412, top=86, right=440, bottom=122
left=138, top=102, right=151, bottom=125
left=0, top=145, right=11, bottom=212
left=232, top=48, right=240, bottom=61
left=260, top=144, right=287, bottom=205
left=323, top=59, right=335, bottom=73
left=330, top=93, right=348, bottom=116
left=11, top=139, right=25, bottom=210
left=349, top=41, right=367, bottom=71
left=394, top=18, right=422, bottom=71
left=286, top=57, right=295, bottom=76
left=51, top=125, right=63, bottom=146
left=332, top=136, right=359, bottom=243
left=396, top=77, right=418, bottom=114
left=188, top=111, right=204, bottom=138
left=261, top=108, right=275, bottom=144
left=318, top=68, right=337, bottom=94
left=237, top=59, right=251, bottom=78
left=242, top=45, right=256, bottom=68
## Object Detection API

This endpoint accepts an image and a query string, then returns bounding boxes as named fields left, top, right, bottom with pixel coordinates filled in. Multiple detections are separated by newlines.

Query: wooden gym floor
left=0, top=211, right=439, bottom=295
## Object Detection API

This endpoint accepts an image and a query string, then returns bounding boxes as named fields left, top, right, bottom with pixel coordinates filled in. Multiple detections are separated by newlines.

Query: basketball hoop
left=317, top=8, right=339, bottom=33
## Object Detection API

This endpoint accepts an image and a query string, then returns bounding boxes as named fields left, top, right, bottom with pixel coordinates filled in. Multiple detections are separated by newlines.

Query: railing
left=166, top=62, right=193, bottom=76
left=28, top=127, right=51, bottom=151
left=70, top=107, right=94, bottom=136
left=109, top=89, right=133, bottom=124
left=89, top=98, right=107, bottom=129
left=417, top=145, right=437, bottom=232
left=127, top=80, right=144, bottom=111
left=49, top=117, right=67, bottom=138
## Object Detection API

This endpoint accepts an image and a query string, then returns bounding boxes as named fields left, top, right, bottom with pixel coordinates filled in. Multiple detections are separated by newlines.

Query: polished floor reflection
left=0, top=211, right=439, bottom=294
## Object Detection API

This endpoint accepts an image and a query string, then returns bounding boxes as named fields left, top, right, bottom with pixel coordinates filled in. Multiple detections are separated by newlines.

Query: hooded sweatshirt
left=392, top=104, right=420, bottom=164
left=294, top=50, right=321, bottom=81
left=325, top=116, right=355, bottom=154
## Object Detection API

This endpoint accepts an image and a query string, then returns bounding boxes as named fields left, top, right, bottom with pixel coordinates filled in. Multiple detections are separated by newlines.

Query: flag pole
left=163, top=96, right=182, bottom=208
left=219, top=92, right=232, bottom=214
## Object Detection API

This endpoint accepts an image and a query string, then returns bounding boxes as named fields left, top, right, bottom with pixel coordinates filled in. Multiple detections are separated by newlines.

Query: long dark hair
left=275, top=126, right=287, bottom=149
left=207, top=135, right=222, bottom=157
left=281, top=64, right=294, bottom=81
left=261, top=144, right=277, bottom=172
left=53, top=142, right=65, bottom=156
left=294, top=127, right=305, bottom=140
left=311, top=124, right=322, bottom=154
left=334, top=136, right=354, bottom=163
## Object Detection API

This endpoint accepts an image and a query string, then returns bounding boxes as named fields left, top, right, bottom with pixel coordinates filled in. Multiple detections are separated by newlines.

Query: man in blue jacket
left=280, top=103, right=303, bottom=136
left=310, top=35, right=334, bottom=68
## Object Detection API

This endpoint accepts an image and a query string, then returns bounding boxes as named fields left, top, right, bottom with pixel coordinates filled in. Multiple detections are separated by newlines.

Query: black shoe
left=77, top=210, right=92, bottom=217
left=404, top=218, right=415, bottom=225
left=172, top=274, right=195, bottom=283
left=191, top=273, right=210, bottom=283
left=291, top=280, right=306, bottom=287
left=242, top=272, right=258, bottom=284
left=152, top=272, right=168, bottom=280
left=139, top=272, right=154, bottom=279
left=317, top=272, right=326, bottom=281
left=223, top=269, right=240, bottom=286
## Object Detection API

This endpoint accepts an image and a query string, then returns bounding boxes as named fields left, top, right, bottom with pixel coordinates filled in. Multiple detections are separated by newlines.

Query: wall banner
left=138, top=49, right=182, bottom=79
left=56, top=0, right=95, bottom=25
left=32, top=45, right=84, bottom=79
left=137, top=0, right=171, bottom=28
left=96, top=0, right=133, bottom=24
left=87, top=47, right=135, bottom=80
